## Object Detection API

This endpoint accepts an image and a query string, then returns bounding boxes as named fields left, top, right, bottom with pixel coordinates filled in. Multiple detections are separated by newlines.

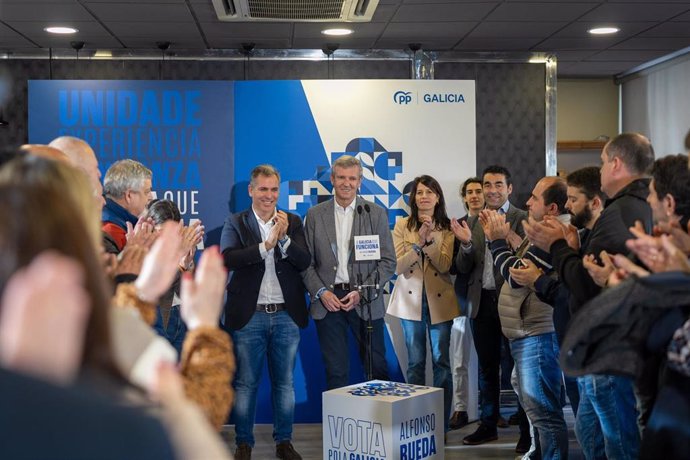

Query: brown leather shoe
left=449, top=411, right=469, bottom=430
left=497, top=415, right=509, bottom=428
left=276, top=441, right=302, bottom=460
left=235, top=443, right=252, bottom=460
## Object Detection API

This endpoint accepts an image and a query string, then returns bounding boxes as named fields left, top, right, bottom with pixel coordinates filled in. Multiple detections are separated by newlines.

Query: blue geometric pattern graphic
left=348, top=382, right=429, bottom=398
left=287, top=137, right=410, bottom=228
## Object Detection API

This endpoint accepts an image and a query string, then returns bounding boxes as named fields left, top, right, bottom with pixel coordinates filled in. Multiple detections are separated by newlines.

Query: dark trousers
left=471, top=289, right=504, bottom=430
left=315, top=288, right=389, bottom=390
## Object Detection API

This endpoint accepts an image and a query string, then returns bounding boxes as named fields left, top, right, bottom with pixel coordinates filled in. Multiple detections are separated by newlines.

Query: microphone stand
left=356, top=203, right=379, bottom=382
left=358, top=273, right=379, bottom=381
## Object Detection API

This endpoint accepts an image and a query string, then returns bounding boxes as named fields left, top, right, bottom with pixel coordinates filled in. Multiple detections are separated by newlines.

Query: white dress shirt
left=253, top=208, right=287, bottom=304
left=334, top=199, right=356, bottom=284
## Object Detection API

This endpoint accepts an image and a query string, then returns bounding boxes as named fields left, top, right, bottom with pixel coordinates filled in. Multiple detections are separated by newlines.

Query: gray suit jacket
left=455, top=203, right=527, bottom=318
left=302, top=197, right=396, bottom=320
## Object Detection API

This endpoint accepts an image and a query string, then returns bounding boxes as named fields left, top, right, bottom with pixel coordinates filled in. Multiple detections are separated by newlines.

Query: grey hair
left=249, top=164, right=280, bottom=187
left=103, top=159, right=152, bottom=199
left=331, top=155, right=362, bottom=178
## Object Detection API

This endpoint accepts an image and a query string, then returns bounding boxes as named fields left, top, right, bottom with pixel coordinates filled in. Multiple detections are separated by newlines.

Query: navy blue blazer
left=220, top=208, right=311, bottom=331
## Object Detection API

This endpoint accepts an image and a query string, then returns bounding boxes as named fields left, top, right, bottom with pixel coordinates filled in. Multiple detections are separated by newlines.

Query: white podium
left=322, top=381, right=444, bottom=460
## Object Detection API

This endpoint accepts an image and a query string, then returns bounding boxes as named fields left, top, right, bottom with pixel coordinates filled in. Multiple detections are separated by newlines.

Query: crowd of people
left=1, top=131, right=689, bottom=460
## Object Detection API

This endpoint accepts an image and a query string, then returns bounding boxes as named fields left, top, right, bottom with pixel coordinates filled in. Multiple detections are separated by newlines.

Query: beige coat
left=388, top=217, right=459, bottom=324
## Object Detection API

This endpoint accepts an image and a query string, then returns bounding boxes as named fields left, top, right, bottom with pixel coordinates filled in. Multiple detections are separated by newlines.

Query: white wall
left=622, top=54, right=690, bottom=156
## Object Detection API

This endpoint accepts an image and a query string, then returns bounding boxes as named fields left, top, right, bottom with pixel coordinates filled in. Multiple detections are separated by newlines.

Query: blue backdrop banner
left=29, top=80, right=235, bottom=243
left=29, top=79, right=477, bottom=424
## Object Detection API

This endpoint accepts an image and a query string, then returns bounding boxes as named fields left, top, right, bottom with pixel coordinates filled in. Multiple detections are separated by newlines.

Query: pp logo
left=393, top=91, right=412, bottom=105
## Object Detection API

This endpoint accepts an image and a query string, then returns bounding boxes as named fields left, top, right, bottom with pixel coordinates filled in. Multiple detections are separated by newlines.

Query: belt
left=333, top=283, right=351, bottom=291
left=256, top=303, right=285, bottom=313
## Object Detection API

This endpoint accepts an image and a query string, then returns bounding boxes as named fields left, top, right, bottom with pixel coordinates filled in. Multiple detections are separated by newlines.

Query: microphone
left=353, top=203, right=364, bottom=292
left=363, top=203, right=374, bottom=235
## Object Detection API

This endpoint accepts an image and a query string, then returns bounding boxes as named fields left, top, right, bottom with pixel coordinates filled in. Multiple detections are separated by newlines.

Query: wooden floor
left=220, top=407, right=584, bottom=459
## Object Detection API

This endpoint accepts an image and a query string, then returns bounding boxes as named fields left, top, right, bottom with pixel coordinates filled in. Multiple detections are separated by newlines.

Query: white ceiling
left=1, top=0, right=689, bottom=77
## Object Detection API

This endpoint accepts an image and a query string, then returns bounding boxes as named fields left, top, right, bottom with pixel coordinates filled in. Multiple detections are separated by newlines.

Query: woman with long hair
left=0, top=156, right=121, bottom=381
left=388, top=175, right=459, bottom=432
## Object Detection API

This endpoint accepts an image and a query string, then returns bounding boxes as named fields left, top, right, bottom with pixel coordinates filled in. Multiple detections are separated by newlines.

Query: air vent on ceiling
left=212, top=0, right=379, bottom=22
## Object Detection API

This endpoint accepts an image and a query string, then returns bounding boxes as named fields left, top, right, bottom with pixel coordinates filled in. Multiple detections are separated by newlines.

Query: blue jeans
left=575, top=375, right=640, bottom=460
left=153, top=305, right=187, bottom=357
left=511, top=332, right=568, bottom=460
left=400, top=292, right=453, bottom=432
left=230, top=310, right=300, bottom=447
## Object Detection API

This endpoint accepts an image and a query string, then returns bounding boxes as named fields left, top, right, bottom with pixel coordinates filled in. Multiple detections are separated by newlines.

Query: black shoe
left=462, top=424, right=498, bottom=445
left=276, top=441, right=302, bottom=460
left=515, top=431, right=531, bottom=454
left=497, top=415, right=509, bottom=428
left=235, top=443, right=252, bottom=460
left=508, top=411, right=520, bottom=426
left=449, top=411, right=469, bottom=430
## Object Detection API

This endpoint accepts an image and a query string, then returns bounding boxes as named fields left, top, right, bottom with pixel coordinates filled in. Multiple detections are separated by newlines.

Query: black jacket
left=550, top=178, right=652, bottom=313
left=220, top=209, right=311, bottom=331
left=560, top=271, right=690, bottom=378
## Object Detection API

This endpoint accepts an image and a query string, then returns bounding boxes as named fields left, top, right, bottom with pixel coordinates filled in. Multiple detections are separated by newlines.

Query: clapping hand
left=180, top=246, right=227, bottom=330
left=450, top=218, right=472, bottom=244
left=605, top=254, right=650, bottom=287
left=479, top=209, right=509, bottom=242
left=274, top=211, right=289, bottom=241
left=179, top=220, right=205, bottom=270
left=627, top=226, right=690, bottom=274
left=583, top=251, right=615, bottom=287
left=125, top=216, right=157, bottom=250
left=134, top=221, right=185, bottom=303
left=523, top=216, right=564, bottom=252
left=0, top=252, right=89, bottom=385
left=418, top=215, right=433, bottom=245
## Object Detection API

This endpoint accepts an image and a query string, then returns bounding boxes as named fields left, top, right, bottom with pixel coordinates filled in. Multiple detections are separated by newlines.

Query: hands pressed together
left=478, top=209, right=510, bottom=242
left=418, top=215, right=434, bottom=246
left=522, top=216, right=578, bottom=252
left=320, top=289, right=361, bottom=312
left=265, top=211, right=289, bottom=251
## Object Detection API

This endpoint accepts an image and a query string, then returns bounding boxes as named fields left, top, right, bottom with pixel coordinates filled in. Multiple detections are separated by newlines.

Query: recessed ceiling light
left=588, top=27, right=619, bottom=35
left=322, top=28, right=353, bottom=36
left=44, top=26, right=79, bottom=34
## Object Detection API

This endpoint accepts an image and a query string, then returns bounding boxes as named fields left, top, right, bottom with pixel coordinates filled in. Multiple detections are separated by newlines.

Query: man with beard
left=566, top=167, right=606, bottom=239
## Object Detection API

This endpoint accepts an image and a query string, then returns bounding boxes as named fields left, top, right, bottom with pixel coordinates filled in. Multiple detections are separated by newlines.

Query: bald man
left=49, top=136, right=104, bottom=207
left=481, top=177, right=570, bottom=459
left=20, top=144, right=69, bottom=163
